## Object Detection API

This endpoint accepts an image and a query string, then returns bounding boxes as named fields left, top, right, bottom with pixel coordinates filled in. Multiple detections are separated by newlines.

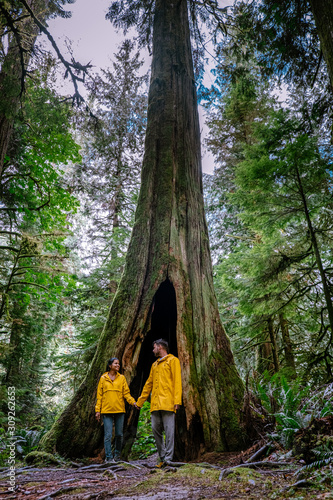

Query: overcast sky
left=46, top=0, right=233, bottom=174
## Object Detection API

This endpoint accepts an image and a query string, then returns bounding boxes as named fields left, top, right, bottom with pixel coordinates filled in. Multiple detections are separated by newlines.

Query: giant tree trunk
left=41, top=0, right=246, bottom=459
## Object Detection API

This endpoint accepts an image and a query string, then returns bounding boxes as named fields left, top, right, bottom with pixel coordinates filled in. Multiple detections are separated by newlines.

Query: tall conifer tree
left=41, top=0, right=246, bottom=458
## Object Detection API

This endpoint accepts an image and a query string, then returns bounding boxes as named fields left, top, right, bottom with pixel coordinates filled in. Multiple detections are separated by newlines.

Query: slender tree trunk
left=308, top=0, right=333, bottom=90
left=40, top=0, right=247, bottom=459
left=257, top=329, right=275, bottom=374
left=279, top=312, right=297, bottom=378
left=295, top=166, right=333, bottom=338
left=267, top=317, right=279, bottom=373
left=2, top=299, right=27, bottom=387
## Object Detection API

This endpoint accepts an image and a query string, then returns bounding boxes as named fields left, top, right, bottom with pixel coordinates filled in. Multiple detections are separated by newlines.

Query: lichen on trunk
left=40, top=0, right=247, bottom=459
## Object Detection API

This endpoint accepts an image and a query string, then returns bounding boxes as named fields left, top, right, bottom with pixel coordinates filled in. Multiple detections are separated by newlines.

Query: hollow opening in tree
left=135, top=278, right=178, bottom=396
left=122, top=278, right=178, bottom=457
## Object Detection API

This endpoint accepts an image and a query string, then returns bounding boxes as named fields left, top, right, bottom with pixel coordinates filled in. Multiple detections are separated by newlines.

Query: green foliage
left=12, top=428, right=46, bottom=457
left=106, top=0, right=228, bottom=51
left=307, top=444, right=333, bottom=470
left=0, top=64, right=81, bottom=425
left=0, top=428, right=10, bottom=467
left=129, top=402, right=156, bottom=459
left=243, top=0, right=320, bottom=85
left=253, top=374, right=333, bottom=448
left=205, top=73, right=333, bottom=379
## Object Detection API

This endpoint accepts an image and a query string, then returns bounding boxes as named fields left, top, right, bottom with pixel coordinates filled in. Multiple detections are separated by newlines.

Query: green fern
left=300, top=446, right=333, bottom=471
left=251, top=374, right=333, bottom=448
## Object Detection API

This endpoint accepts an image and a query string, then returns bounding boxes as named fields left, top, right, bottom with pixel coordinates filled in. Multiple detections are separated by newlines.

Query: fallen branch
left=70, top=461, right=84, bottom=468
left=76, top=465, right=123, bottom=473
left=60, top=477, right=76, bottom=484
left=77, top=464, right=114, bottom=471
left=117, top=461, right=142, bottom=469
left=219, top=461, right=293, bottom=481
left=283, top=479, right=315, bottom=490
left=193, top=462, right=221, bottom=470
left=37, top=484, right=97, bottom=499
left=165, top=461, right=186, bottom=467
left=81, top=490, right=109, bottom=500
left=255, top=469, right=295, bottom=475
left=0, top=467, right=67, bottom=480
left=102, top=469, right=117, bottom=480
left=245, top=442, right=275, bottom=463
left=38, top=486, right=84, bottom=499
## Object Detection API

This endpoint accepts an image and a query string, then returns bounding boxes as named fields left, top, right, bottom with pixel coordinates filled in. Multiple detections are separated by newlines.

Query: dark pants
left=102, top=413, right=124, bottom=460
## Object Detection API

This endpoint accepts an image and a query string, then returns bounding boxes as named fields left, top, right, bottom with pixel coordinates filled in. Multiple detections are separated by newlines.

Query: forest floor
left=1, top=449, right=333, bottom=500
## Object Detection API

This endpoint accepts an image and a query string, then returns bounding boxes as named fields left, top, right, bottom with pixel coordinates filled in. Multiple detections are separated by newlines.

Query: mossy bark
left=0, top=0, right=46, bottom=176
left=257, top=329, right=275, bottom=375
left=40, top=0, right=247, bottom=459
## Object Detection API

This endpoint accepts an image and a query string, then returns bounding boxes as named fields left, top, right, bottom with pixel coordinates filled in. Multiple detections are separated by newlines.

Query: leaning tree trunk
left=40, top=0, right=246, bottom=459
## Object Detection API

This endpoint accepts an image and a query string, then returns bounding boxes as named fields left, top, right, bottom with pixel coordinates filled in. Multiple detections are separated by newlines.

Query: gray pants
left=151, top=410, right=175, bottom=463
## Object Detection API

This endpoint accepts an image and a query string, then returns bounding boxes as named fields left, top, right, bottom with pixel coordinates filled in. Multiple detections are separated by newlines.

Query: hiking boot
left=104, top=458, right=116, bottom=464
left=155, top=461, right=166, bottom=468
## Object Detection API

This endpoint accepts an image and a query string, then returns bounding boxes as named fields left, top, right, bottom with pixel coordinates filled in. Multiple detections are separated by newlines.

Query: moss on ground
left=25, top=451, right=62, bottom=465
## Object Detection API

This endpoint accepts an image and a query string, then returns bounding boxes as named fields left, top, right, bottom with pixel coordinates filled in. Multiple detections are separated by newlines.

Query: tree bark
left=278, top=312, right=297, bottom=379
left=257, top=330, right=275, bottom=374
left=308, top=0, right=333, bottom=90
left=40, top=0, right=246, bottom=459
left=268, top=317, right=279, bottom=373
left=0, top=0, right=47, bottom=177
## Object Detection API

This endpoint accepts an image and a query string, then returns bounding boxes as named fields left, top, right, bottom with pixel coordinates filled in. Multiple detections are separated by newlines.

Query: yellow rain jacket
left=95, top=372, right=135, bottom=414
left=136, top=354, right=182, bottom=413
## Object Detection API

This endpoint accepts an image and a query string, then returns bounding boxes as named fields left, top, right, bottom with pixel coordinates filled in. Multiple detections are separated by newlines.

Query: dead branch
left=19, top=0, right=91, bottom=105
left=219, top=461, right=294, bottom=481
left=37, top=484, right=96, bottom=499
left=283, top=479, right=316, bottom=490
left=81, top=491, right=109, bottom=500
left=193, top=462, right=222, bottom=469
left=245, top=442, right=275, bottom=463
left=117, top=461, right=142, bottom=469
left=165, top=461, right=187, bottom=467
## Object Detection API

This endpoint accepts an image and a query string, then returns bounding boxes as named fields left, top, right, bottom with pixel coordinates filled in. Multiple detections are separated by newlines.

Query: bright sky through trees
left=45, top=0, right=225, bottom=173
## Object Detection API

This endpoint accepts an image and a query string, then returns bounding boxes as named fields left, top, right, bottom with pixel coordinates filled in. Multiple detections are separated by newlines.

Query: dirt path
left=0, top=453, right=332, bottom=499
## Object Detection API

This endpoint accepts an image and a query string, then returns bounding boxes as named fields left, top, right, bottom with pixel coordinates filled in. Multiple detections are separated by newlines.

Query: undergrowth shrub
left=252, top=373, right=333, bottom=448
left=129, top=402, right=156, bottom=459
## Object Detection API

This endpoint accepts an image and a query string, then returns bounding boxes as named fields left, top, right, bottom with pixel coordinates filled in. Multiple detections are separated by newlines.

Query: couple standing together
left=95, top=339, right=182, bottom=466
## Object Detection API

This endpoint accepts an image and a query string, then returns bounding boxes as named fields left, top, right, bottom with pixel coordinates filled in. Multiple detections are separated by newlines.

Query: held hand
left=95, top=412, right=101, bottom=421
left=134, top=403, right=140, bottom=410
left=174, top=405, right=180, bottom=411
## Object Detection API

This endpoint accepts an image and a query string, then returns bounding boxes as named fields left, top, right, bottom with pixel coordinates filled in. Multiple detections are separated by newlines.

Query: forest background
left=1, top=0, right=333, bottom=465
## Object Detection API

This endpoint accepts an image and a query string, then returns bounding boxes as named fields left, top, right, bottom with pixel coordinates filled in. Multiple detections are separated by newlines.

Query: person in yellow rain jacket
left=95, top=357, right=136, bottom=463
left=135, top=339, right=182, bottom=467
